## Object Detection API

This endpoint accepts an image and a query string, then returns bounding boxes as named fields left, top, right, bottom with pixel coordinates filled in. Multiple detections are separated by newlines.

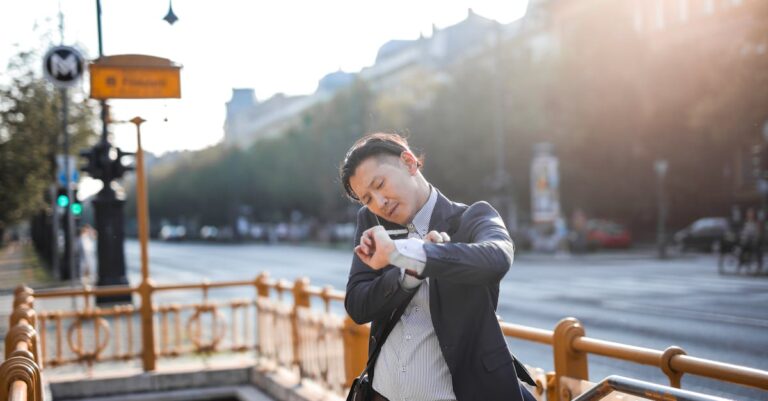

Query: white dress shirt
left=372, top=187, right=457, bottom=401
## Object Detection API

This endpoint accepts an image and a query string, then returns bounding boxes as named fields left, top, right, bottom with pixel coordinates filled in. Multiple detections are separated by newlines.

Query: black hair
left=339, top=133, right=423, bottom=201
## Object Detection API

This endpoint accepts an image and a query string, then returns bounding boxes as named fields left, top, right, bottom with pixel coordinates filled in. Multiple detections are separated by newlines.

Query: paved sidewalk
left=0, top=241, right=63, bottom=343
left=0, top=241, right=55, bottom=292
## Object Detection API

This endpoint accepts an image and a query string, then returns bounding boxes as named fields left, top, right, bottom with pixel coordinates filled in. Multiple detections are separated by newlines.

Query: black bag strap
left=358, top=289, right=416, bottom=380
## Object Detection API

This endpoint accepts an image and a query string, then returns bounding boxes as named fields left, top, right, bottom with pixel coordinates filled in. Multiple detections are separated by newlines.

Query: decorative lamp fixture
left=163, top=0, right=179, bottom=25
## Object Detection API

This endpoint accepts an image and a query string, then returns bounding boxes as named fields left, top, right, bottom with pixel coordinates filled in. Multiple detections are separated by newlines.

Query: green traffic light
left=71, top=203, right=83, bottom=216
left=56, top=194, right=69, bottom=208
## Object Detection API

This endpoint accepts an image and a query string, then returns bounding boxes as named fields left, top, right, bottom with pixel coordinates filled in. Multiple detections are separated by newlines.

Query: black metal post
left=94, top=0, right=131, bottom=304
left=61, top=87, right=77, bottom=282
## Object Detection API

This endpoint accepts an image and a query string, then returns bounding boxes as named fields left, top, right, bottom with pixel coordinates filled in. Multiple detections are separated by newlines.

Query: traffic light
left=56, top=188, right=70, bottom=208
left=56, top=187, right=82, bottom=216
left=111, top=147, right=135, bottom=179
left=71, top=189, right=82, bottom=216
left=80, top=145, right=104, bottom=180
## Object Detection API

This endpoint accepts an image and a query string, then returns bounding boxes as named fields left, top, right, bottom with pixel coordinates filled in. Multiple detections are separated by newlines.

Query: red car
left=586, top=219, right=632, bottom=249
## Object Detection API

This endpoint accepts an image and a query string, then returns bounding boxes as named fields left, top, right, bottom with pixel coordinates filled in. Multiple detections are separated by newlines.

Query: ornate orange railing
left=1, top=286, right=43, bottom=401
left=498, top=319, right=768, bottom=401
left=4, top=275, right=768, bottom=401
left=8, top=272, right=360, bottom=397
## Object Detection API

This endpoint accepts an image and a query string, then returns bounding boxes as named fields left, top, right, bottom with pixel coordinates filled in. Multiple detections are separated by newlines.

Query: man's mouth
left=387, top=203, right=398, bottom=218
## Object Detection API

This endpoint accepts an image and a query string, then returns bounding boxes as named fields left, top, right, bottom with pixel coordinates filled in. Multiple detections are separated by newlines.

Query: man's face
left=349, top=154, right=420, bottom=226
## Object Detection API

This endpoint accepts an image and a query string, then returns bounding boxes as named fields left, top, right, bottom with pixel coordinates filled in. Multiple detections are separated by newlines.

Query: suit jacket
left=345, top=189, right=535, bottom=401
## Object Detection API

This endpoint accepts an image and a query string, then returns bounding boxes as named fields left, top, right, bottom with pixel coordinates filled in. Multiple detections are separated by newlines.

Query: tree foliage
left=138, top=3, right=768, bottom=237
left=0, top=48, right=98, bottom=232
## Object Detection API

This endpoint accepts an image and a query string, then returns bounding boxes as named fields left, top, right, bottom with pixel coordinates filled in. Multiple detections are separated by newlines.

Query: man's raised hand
left=354, top=226, right=395, bottom=270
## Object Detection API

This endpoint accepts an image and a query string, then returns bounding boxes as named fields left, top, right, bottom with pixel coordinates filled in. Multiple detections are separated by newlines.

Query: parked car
left=159, top=225, right=186, bottom=241
left=200, top=226, right=219, bottom=241
left=585, top=219, right=632, bottom=249
left=674, top=217, right=732, bottom=252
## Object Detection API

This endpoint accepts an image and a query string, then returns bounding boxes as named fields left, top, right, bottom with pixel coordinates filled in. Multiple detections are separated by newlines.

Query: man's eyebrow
left=367, top=176, right=380, bottom=189
left=360, top=175, right=380, bottom=200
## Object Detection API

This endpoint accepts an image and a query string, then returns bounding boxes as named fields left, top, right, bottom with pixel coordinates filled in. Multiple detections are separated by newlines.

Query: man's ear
left=400, top=151, right=419, bottom=175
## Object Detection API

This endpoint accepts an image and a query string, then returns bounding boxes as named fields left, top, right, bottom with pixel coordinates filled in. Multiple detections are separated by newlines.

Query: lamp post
left=131, top=116, right=156, bottom=371
left=654, top=159, right=669, bottom=259
left=89, top=1, right=177, bottom=305
left=491, top=21, right=517, bottom=231
left=90, top=0, right=131, bottom=304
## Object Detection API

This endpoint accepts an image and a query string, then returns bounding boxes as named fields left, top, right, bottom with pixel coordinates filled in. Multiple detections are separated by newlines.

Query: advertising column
left=530, top=143, right=565, bottom=252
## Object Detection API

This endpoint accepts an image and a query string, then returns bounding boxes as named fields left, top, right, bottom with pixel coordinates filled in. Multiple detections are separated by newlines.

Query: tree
left=0, top=48, right=98, bottom=235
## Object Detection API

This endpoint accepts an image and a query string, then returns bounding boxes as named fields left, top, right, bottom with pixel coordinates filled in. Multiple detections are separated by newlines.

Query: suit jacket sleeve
left=344, top=207, right=416, bottom=324
left=421, top=201, right=514, bottom=285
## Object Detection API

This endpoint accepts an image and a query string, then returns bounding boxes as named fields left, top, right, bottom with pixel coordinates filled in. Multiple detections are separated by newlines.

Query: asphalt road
left=124, top=240, right=768, bottom=400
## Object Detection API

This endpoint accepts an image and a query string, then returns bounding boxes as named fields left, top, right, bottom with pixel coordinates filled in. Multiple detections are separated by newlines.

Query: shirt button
left=414, top=307, right=420, bottom=312
left=405, top=334, right=412, bottom=341
left=401, top=366, right=407, bottom=372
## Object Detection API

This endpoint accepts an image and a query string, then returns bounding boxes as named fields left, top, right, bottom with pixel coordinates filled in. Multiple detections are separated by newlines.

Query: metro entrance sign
left=43, top=46, right=85, bottom=88
left=89, top=54, right=181, bottom=99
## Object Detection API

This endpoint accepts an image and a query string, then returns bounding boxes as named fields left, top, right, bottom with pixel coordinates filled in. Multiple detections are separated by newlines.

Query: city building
left=223, top=9, right=503, bottom=148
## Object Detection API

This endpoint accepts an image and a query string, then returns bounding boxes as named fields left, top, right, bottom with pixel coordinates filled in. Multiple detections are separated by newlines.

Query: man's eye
left=377, top=181, right=384, bottom=189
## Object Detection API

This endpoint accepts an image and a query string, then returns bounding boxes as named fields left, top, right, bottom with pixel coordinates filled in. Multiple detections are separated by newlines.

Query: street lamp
left=654, top=159, right=669, bottom=259
left=90, top=1, right=177, bottom=305
left=163, top=0, right=179, bottom=25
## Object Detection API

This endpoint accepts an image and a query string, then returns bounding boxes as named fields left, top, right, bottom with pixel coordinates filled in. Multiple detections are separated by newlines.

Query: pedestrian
left=738, top=208, right=760, bottom=269
left=77, top=224, right=96, bottom=283
left=340, top=133, right=536, bottom=401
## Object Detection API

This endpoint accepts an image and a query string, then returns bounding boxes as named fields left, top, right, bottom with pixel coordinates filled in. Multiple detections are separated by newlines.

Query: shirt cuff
left=391, top=239, right=426, bottom=289
left=394, top=238, right=427, bottom=263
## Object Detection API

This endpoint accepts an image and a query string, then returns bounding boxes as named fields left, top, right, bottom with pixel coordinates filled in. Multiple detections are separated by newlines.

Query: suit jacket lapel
left=429, top=189, right=463, bottom=235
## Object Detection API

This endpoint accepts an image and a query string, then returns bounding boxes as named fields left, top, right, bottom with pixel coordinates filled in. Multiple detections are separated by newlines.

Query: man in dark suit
left=340, top=133, right=536, bottom=401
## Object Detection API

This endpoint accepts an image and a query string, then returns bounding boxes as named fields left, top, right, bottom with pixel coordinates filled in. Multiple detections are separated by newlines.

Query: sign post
left=86, top=54, right=181, bottom=313
left=44, top=46, right=84, bottom=283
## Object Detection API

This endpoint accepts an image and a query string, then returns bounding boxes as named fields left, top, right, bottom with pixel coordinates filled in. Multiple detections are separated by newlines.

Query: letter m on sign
left=52, top=53, right=78, bottom=79
left=44, top=46, right=83, bottom=88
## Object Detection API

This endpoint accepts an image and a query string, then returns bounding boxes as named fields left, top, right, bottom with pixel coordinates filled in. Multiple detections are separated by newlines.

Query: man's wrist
left=403, top=268, right=425, bottom=280
left=388, top=249, right=426, bottom=273
left=390, top=247, right=426, bottom=289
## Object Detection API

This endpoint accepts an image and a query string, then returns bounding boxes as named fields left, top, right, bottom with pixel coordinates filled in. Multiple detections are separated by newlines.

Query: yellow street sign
left=89, top=55, right=181, bottom=99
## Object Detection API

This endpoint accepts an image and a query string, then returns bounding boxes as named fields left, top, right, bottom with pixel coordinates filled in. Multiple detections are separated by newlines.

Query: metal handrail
left=572, top=336, right=768, bottom=391
left=1, top=286, right=42, bottom=401
left=9, top=280, right=768, bottom=401
left=572, top=375, right=733, bottom=401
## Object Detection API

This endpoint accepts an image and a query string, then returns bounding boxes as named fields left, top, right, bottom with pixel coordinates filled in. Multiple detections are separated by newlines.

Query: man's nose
left=373, top=193, right=388, bottom=210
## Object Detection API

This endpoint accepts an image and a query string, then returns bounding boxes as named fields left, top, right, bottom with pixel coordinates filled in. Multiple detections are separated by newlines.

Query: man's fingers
left=362, top=236, right=372, bottom=249
left=373, top=227, right=390, bottom=244
left=424, top=231, right=451, bottom=243
left=426, top=231, right=443, bottom=243
left=359, top=243, right=369, bottom=255
left=355, top=246, right=370, bottom=261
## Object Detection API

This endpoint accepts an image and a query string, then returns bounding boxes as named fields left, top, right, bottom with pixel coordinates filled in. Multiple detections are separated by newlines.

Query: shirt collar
left=407, top=186, right=437, bottom=238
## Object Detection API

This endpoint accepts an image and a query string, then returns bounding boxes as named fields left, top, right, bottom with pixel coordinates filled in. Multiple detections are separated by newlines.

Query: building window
left=679, top=0, right=688, bottom=21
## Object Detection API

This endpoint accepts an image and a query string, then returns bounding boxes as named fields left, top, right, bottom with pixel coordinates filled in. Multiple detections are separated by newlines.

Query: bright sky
left=1, top=1, right=528, bottom=156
